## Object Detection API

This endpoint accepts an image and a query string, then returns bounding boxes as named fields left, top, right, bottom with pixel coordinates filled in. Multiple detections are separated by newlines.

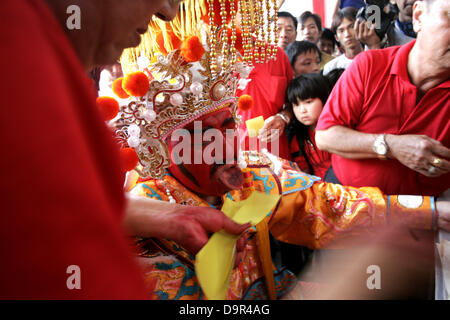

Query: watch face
left=376, top=144, right=387, bottom=155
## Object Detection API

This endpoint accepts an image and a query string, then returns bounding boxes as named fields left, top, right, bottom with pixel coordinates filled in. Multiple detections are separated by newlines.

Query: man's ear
left=412, top=0, right=425, bottom=34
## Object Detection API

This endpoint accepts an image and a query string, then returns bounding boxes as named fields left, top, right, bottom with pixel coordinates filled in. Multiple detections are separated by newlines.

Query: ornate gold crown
left=116, top=46, right=242, bottom=179
left=109, top=0, right=279, bottom=179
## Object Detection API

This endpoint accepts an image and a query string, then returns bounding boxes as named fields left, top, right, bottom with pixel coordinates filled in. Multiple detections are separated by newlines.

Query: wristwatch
left=276, top=112, right=290, bottom=124
left=373, top=134, right=389, bottom=160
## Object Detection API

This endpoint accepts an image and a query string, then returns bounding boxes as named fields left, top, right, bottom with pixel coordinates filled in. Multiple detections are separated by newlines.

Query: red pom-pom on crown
left=123, top=72, right=150, bottom=97
left=112, top=78, right=130, bottom=99
left=238, top=95, right=254, bottom=111
left=120, top=148, right=139, bottom=172
left=180, top=36, right=205, bottom=63
left=96, top=96, right=119, bottom=121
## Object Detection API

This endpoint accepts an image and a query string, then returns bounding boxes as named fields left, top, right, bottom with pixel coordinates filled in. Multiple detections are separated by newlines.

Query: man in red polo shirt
left=316, top=0, right=450, bottom=196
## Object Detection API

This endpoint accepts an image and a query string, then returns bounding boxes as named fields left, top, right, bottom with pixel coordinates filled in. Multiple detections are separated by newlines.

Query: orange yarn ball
left=112, top=78, right=129, bottom=99
left=238, top=95, right=254, bottom=111
left=123, top=72, right=150, bottom=97
left=180, top=36, right=205, bottom=63
left=120, top=148, right=139, bottom=172
left=156, top=30, right=182, bottom=56
left=96, top=96, right=119, bottom=121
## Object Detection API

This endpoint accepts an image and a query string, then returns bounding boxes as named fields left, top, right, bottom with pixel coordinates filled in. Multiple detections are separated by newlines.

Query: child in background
left=286, top=41, right=322, bottom=77
left=286, top=73, right=332, bottom=179
left=278, top=73, right=334, bottom=276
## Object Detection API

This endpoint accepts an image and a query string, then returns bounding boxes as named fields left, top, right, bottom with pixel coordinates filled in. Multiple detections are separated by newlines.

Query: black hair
left=331, top=7, right=358, bottom=34
left=286, top=73, right=331, bottom=174
left=286, top=41, right=322, bottom=70
left=278, top=11, right=298, bottom=31
left=299, top=11, right=322, bottom=31
left=324, top=68, right=345, bottom=89
left=320, top=28, right=337, bottom=45
left=287, top=73, right=331, bottom=107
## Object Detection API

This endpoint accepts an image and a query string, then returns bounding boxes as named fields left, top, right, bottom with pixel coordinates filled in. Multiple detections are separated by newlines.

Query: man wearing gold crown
left=112, top=0, right=450, bottom=300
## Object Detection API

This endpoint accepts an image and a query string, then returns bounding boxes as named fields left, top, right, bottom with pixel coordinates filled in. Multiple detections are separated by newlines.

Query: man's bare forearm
left=123, top=195, right=178, bottom=238
left=315, top=125, right=379, bottom=159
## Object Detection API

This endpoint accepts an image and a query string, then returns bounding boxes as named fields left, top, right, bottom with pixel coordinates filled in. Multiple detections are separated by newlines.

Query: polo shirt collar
left=390, top=40, right=415, bottom=81
left=391, top=39, right=450, bottom=89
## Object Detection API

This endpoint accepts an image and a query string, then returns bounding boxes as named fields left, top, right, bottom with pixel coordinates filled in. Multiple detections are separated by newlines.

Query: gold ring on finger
left=432, top=157, right=443, bottom=168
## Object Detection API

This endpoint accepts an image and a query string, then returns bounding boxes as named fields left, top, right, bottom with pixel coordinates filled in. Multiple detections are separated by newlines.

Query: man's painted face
left=167, top=108, right=244, bottom=197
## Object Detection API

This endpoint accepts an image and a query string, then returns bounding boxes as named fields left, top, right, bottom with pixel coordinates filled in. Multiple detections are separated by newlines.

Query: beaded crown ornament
left=108, top=0, right=280, bottom=179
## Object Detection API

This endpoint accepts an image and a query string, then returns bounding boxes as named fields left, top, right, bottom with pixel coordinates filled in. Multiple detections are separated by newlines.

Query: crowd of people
left=1, top=0, right=449, bottom=301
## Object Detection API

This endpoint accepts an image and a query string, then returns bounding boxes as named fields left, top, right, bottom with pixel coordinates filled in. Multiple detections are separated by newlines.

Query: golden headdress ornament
left=101, top=0, right=280, bottom=179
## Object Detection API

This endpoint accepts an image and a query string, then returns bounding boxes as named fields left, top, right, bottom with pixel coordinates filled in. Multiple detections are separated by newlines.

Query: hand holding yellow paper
left=245, top=116, right=265, bottom=138
left=195, top=191, right=281, bottom=300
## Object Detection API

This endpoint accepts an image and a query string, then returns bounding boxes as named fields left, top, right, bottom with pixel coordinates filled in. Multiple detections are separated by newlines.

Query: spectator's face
left=300, top=17, right=321, bottom=44
left=293, top=98, right=324, bottom=128
left=335, top=18, right=359, bottom=52
left=318, top=38, right=334, bottom=55
left=277, top=17, right=298, bottom=50
left=414, top=0, right=450, bottom=70
left=293, top=50, right=321, bottom=77
left=396, top=0, right=418, bottom=22
left=94, top=0, right=181, bottom=65
left=167, top=108, right=243, bottom=197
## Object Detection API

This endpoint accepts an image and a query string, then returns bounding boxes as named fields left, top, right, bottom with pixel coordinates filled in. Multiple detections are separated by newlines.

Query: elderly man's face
left=94, top=0, right=181, bottom=65
left=277, top=17, right=297, bottom=50
left=414, top=0, right=450, bottom=70
left=167, top=108, right=243, bottom=197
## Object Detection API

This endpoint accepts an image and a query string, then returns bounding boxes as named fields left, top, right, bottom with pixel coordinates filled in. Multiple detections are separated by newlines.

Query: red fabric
left=237, top=49, right=293, bottom=160
left=317, top=41, right=450, bottom=195
left=0, top=0, right=148, bottom=299
left=290, top=129, right=331, bottom=179
left=312, top=0, right=326, bottom=28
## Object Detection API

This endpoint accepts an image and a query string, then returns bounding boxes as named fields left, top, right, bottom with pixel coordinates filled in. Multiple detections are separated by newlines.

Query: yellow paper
left=195, top=192, right=281, bottom=300
left=245, top=116, right=265, bottom=138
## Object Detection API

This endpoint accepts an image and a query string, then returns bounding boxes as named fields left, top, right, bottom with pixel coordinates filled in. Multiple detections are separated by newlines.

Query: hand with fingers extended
left=124, top=195, right=251, bottom=256
left=354, top=19, right=381, bottom=50
left=386, top=134, right=450, bottom=178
